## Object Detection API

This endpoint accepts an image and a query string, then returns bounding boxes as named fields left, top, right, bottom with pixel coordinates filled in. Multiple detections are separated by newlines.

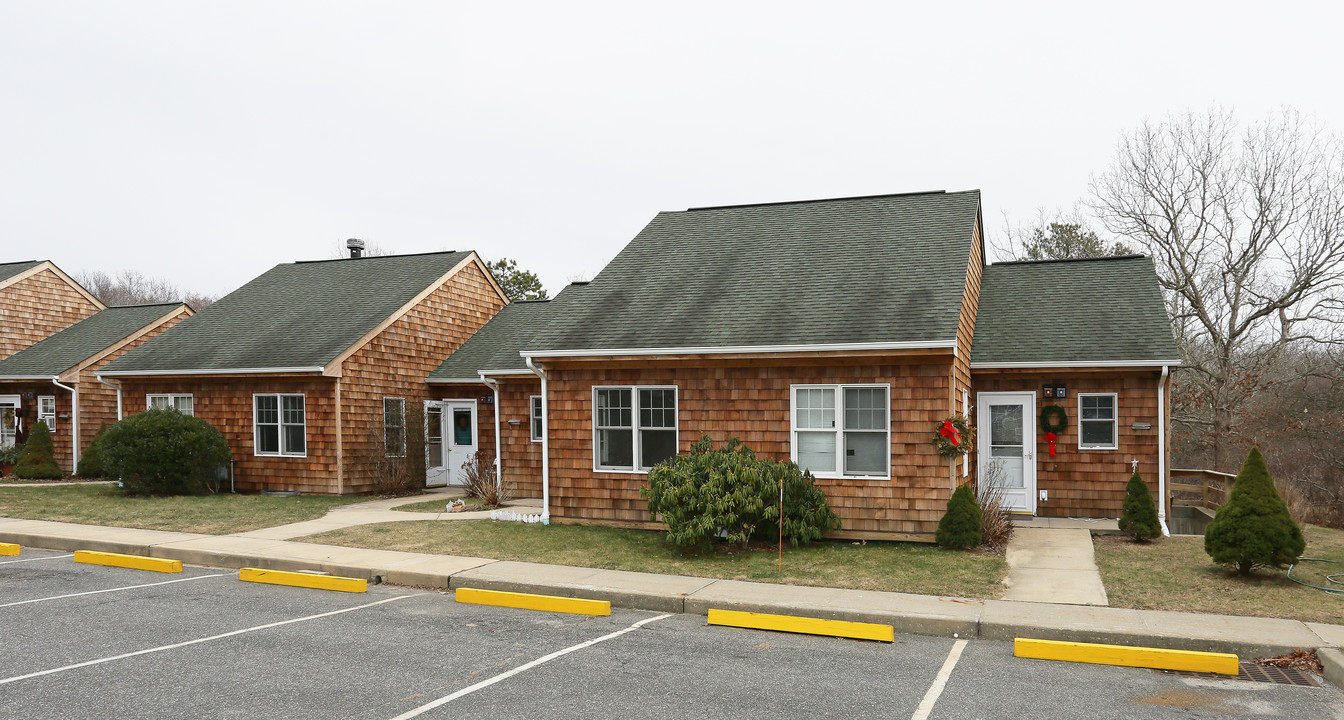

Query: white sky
left=4, top=1, right=1342, bottom=298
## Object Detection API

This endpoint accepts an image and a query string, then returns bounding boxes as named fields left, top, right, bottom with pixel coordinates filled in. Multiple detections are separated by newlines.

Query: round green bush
left=14, top=421, right=62, bottom=479
left=936, top=483, right=983, bottom=549
left=642, top=435, right=840, bottom=553
left=77, top=423, right=110, bottom=478
left=1119, top=470, right=1161, bottom=542
left=100, top=409, right=232, bottom=495
left=1203, top=446, right=1305, bottom=576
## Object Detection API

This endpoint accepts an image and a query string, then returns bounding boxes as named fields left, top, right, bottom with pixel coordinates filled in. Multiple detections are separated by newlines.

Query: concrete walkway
left=232, top=492, right=542, bottom=541
left=1003, top=527, right=1109, bottom=606
left=1, top=516, right=1341, bottom=663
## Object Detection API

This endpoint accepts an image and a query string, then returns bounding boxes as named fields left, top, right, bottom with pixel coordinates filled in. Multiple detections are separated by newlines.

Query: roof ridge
left=686, top=190, right=972, bottom=212
left=293, top=250, right=465, bottom=265
left=104, top=301, right=187, bottom=309
left=990, top=254, right=1148, bottom=267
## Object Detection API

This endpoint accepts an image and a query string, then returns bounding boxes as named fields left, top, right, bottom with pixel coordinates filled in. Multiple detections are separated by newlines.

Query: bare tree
left=76, top=269, right=217, bottom=309
left=1091, top=109, right=1344, bottom=467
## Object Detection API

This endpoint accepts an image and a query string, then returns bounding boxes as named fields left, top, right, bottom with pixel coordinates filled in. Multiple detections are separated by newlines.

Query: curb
left=1, top=519, right=1340, bottom=671
left=1321, top=648, right=1344, bottom=690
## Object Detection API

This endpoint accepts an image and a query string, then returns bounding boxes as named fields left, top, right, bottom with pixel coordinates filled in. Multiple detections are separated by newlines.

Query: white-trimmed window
left=530, top=395, right=543, bottom=443
left=593, top=386, right=677, bottom=472
left=37, top=395, right=56, bottom=430
left=383, top=398, right=406, bottom=457
left=791, top=384, right=890, bottom=478
left=147, top=393, right=194, bottom=416
left=1078, top=393, right=1118, bottom=450
left=254, top=394, right=306, bottom=457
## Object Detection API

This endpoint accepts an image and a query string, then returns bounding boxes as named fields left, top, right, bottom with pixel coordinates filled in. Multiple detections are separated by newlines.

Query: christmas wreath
left=932, top=414, right=975, bottom=458
left=1039, top=404, right=1068, bottom=434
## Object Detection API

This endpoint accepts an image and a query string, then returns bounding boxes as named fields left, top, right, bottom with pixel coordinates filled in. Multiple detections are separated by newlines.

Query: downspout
left=479, top=375, right=503, bottom=490
left=335, top=377, right=344, bottom=495
left=96, top=374, right=123, bottom=420
left=1157, top=365, right=1170, bottom=537
left=51, top=377, right=78, bottom=472
left=524, top=356, right=550, bottom=524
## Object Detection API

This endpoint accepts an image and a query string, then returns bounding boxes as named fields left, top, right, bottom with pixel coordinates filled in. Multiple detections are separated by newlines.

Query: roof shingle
left=0, top=303, right=186, bottom=377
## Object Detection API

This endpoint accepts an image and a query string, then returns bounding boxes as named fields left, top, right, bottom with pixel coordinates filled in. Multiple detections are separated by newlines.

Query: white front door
left=977, top=392, right=1036, bottom=514
left=425, top=400, right=479, bottom=487
left=0, top=395, right=19, bottom=449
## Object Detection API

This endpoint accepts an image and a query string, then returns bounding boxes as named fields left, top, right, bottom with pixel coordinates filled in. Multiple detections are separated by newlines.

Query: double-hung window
left=593, top=386, right=677, bottom=471
left=1078, top=393, right=1118, bottom=450
left=791, top=384, right=890, bottom=478
left=530, top=395, right=543, bottom=443
left=37, top=396, right=56, bottom=430
left=383, top=398, right=406, bottom=457
left=254, top=394, right=306, bottom=457
left=147, top=394, right=194, bottom=416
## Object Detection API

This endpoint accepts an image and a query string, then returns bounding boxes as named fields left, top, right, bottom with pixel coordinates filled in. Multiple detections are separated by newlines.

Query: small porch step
left=1011, top=516, right=1121, bottom=535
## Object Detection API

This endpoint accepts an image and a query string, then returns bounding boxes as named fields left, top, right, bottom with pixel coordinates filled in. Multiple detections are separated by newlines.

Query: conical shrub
left=936, top=484, right=983, bottom=549
left=1119, top=470, right=1161, bottom=542
left=1203, top=446, right=1305, bottom=576
left=14, top=421, right=62, bottom=479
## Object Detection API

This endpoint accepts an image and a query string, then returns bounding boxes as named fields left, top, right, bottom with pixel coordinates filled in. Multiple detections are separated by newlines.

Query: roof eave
left=969, top=359, right=1184, bottom=369
left=98, top=366, right=327, bottom=378
left=521, top=340, right=960, bottom=359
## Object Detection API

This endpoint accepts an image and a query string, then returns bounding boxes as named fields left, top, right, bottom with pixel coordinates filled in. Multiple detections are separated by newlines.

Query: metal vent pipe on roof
left=346, top=238, right=366, bottom=259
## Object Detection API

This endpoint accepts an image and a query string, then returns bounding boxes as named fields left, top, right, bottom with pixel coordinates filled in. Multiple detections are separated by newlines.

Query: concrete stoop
left=1, top=517, right=1340, bottom=669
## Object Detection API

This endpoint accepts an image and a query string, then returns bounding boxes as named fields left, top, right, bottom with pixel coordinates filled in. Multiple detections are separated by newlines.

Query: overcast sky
left=4, top=1, right=1342, bottom=299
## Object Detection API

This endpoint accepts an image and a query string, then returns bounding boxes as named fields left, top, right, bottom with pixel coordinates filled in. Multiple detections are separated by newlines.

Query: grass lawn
left=301, top=520, right=1008, bottom=598
left=1095, top=524, right=1344, bottom=626
left=395, top=498, right=487, bottom=513
left=0, top=484, right=367, bottom=534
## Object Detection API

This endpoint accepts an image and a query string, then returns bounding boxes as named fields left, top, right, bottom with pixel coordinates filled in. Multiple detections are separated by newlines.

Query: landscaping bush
left=100, top=409, right=232, bottom=495
left=76, top=423, right=110, bottom=478
left=936, top=484, right=982, bottom=549
left=977, top=462, right=1015, bottom=547
left=1204, top=446, right=1306, bottom=576
left=461, top=451, right=512, bottom=507
left=356, top=403, right=425, bottom=496
left=0, top=441, right=23, bottom=476
left=642, top=436, right=840, bottom=552
left=1119, top=470, right=1161, bottom=542
left=14, top=422, right=62, bottom=479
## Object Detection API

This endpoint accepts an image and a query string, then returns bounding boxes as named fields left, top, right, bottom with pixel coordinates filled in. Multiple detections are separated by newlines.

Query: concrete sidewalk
left=232, top=493, right=543, bottom=540
left=1003, top=527, right=1109, bottom=606
left=1, top=515, right=1341, bottom=662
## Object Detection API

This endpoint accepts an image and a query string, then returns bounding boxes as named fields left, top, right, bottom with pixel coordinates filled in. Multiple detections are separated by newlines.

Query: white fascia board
left=425, top=377, right=490, bottom=384
left=97, top=366, right=326, bottom=377
left=969, top=359, right=1184, bottom=369
left=0, top=374, right=65, bottom=381
left=520, top=340, right=959, bottom=358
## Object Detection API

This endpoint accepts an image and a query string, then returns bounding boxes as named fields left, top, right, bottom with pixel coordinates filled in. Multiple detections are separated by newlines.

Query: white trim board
left=99, top=366, right=325, bottom=377
left=524, top=339, right=958, bottom=359
left=970, top=360, right=1183, bottom=369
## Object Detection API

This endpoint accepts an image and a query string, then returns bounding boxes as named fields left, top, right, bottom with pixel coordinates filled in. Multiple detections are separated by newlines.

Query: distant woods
left=76, top=269, right=217, bottom=309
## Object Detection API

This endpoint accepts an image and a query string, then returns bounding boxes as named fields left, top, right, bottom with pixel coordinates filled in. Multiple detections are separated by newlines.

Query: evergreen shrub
left=101, top=409, right=232, bottom=495
left=1204, top=446, right=1306, bottom=576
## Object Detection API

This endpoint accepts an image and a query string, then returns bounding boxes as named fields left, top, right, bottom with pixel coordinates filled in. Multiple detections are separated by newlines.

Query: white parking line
left=0, top=554, right=75, bottom=565
left=0, top=573, right=226, bottom=608
left=389, top=613, right=673, bottom=719
left=910, top=639, right=968, bottom=720
left=0, top=593, right=417, bottom=686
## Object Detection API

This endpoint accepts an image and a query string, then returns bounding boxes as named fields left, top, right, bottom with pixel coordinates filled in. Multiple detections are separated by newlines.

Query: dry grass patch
left=301, top=519, right=1007, bottom=598
left=0, top=484, right=366, bottom=534
left=394, top=497, right=487, bottom=513
left=1095, top=524, right=1344, bottom=625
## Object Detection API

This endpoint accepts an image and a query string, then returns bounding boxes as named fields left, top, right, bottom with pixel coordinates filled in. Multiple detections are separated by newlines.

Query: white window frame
left=789, top=383, right=892, bottom=480
left=253, top=393, right=307, bottom=458
left=530, top=395, right=543, bottom=443
left=591, top=385, right=679, bottom=474
left=37, top=395, right=57, bottom=431
left=1077, top=392, right=1119, bottom=450
left=146, top=393, right=194, bottom=416
left=383, top=397, right=406, bottom=457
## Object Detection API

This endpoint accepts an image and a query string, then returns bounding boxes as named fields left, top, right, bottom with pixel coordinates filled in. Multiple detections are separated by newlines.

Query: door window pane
left=990, top=405, right=1023, bottom=446
left=425, top=405, right=443, bottom=468
left=453, top=408, right=473, bottom=446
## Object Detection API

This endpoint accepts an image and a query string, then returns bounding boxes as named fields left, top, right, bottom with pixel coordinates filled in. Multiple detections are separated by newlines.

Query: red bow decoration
left=939, top=420, right=960, bottom=446
left=1045, top=431, right=1058, bottom=457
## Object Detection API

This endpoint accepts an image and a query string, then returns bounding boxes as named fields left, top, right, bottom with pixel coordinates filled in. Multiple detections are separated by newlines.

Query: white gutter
left=969, top=359, right=1185, bottom=369
left=96, top=374, right=123, bottom=420
left=478, top=374, right=504, bottom=490
left=520, top=339, right=959, bottom=358
left=0, top=375, right=65, bottom=381
left=1158, top=365, right=1170, bottom=537
left=524, top=356, right=550, bottom=524
left=98, top=366, right=324, bottom=377
left=51, top=377, right=78, bottom=471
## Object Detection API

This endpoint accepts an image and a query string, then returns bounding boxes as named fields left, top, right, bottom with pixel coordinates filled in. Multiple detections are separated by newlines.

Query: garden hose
left=1286, top=557, right=1344, bottom=596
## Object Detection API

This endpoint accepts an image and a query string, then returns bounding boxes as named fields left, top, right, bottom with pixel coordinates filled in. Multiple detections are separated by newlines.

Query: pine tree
left=936, top=484, right=983, bottom=549
left=1118, top=471, right=1161, bottom=541
left=14, top=421, right=62, bottom=479
left=1203, top=447, right=1305, bottom=576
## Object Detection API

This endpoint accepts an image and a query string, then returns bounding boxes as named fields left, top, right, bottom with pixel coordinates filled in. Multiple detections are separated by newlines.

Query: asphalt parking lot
left=2, top=547, right=1342, bottom=720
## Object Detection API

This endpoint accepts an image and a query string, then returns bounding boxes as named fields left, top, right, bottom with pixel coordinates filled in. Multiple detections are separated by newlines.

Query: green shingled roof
left=428, top=300, right=553, bottom=380
left=0, top=260, right=43, bottom=284
left=0, top=303, right=185, bottom=377
left=523, top=191, right=981, bottom=354
left=103, top=251, right=473, bottom=373
left=970, top=255, right=1181, bottom=364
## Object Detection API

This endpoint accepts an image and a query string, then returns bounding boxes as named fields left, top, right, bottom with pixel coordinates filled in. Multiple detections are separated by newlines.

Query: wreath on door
left=1039, top=404, right=1068, bottom=435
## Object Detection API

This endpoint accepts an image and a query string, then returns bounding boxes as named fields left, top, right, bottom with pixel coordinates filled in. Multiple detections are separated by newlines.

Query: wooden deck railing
left=1169, top=468, right=1237, bottom=509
